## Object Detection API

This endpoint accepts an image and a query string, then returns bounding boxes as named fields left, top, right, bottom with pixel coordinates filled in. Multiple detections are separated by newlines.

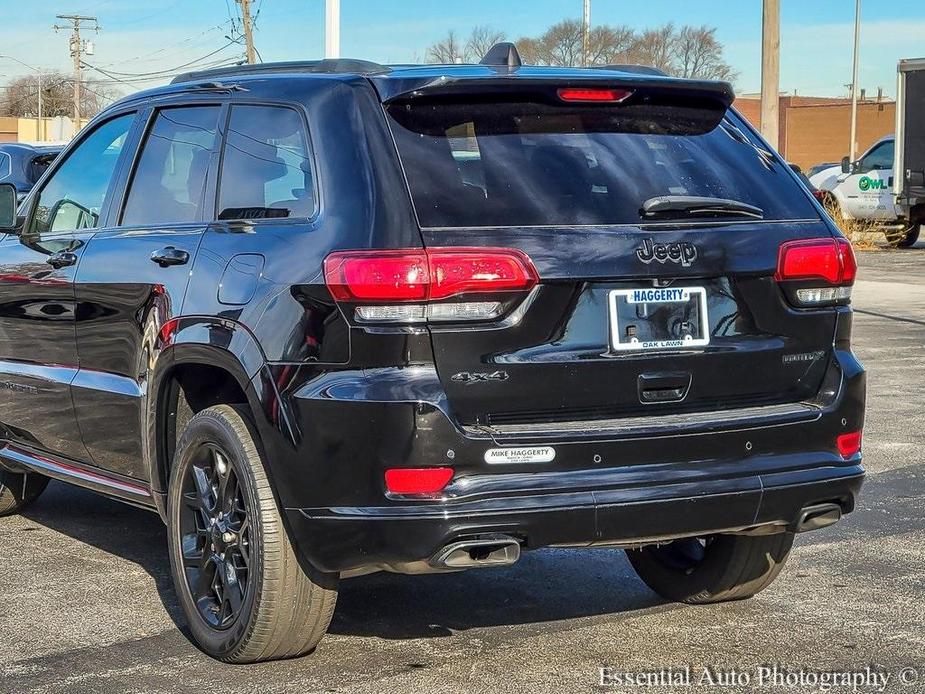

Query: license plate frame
left=608, top=286, right=710, bottom=352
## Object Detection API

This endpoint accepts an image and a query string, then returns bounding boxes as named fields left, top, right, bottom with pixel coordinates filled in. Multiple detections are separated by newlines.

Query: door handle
left=150, top=246, right=190, bottom=268
left=46, top=251, right=78, bottom=269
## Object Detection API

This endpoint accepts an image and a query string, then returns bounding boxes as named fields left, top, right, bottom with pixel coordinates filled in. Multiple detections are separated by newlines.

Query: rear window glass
left=385, top=100, right=818, bottom=228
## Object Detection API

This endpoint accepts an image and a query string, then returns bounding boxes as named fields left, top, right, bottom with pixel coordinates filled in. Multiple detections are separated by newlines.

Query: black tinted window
left=30, top=115, right=133, bottom=233
left=217, top=105, right=314, bottom=220
left=386, top=101, right=818, bottom=227
left=122, top=106, right=220, bottom=226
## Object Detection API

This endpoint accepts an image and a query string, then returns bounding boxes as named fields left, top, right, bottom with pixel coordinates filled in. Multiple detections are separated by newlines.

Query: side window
left=29, top=114, right=133, bottom=234
left=121, top=106, right=221, bottom=226
left=859, top=141, right=894, bottom=172
left=217, top=105, right=315, bottom=220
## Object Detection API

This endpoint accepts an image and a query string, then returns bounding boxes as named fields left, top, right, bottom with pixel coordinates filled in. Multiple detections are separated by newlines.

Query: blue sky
left=2, top=1, right=924, bottom=101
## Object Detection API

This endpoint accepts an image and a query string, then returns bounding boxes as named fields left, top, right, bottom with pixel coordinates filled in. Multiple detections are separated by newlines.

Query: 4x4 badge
left=451, top=370, right=509, bottom=384
left=636, top=238, right=698, bottom=267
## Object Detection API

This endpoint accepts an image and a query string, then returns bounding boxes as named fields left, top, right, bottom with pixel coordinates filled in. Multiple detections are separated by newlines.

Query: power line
left=94, top=21, right=233, bottom=69
left=81, top=57, right=243, bottom=88
left=87, top=42, right=238, bottom=78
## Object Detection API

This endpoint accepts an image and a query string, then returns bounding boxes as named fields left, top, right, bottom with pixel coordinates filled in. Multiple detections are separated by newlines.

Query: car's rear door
left=382, top=80, right=844, bottom=429
left=73, top=101, right=223, bottom=479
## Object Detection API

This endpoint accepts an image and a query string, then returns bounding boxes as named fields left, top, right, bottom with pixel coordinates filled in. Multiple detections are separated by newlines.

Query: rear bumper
left=287, top=459, right=863, bottom=575
left=274, top=348, right=866, bottom=575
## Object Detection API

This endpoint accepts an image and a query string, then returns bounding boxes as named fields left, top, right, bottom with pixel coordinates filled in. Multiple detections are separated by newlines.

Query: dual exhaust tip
left=427, top=504, right=842, bottom=571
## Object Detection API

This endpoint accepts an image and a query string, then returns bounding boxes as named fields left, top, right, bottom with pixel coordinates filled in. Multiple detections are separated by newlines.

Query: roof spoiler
left=376, top=74, right=735, bottom=111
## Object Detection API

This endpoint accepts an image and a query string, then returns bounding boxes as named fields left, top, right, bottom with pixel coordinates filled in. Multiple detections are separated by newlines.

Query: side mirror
left=840, top=156, right=852, bottom=174
left=0, top=183, right=16, bottom=230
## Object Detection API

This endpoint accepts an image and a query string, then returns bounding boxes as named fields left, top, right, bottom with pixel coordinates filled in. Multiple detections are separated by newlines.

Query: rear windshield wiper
left=641, top=195, right=764, bottom=220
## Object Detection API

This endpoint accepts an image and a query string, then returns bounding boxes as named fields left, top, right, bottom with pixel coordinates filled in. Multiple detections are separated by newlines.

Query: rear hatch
left=376, top=72, right=844, bottom=428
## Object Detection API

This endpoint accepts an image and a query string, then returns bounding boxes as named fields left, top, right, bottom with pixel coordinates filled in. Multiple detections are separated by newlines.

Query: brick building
left=734, top=94, right=896, bottom=171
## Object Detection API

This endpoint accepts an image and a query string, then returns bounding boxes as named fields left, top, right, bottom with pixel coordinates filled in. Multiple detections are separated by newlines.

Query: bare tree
left=0, top=71, right=119, bottom=119
left=426, top=31, right=465, bottom=64
left=514, top=36, right=545, bottom=66
left=627, top=24, right=676, bottom=74
left=587, top=25, right=637, bottom=65
left=428, top=20, right=736, bottom=84
left=672, top=25, right=736, bottom=81
left=466, top=25, right=506, bottom=61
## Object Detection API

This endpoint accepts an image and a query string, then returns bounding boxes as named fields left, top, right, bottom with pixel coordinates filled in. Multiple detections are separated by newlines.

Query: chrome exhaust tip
left=430, top=534, right=521, bottom=570
left=796, top=503, right=842, bottom=533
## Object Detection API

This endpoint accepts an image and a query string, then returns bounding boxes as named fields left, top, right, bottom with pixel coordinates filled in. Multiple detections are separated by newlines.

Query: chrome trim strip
left=467, top=402, right=821, bottom=439
left=0, top=445, right=150, bottom=497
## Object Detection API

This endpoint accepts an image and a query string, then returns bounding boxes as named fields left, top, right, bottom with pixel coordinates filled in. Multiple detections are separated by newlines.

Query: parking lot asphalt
left=1, top=245, right=924, bottom=694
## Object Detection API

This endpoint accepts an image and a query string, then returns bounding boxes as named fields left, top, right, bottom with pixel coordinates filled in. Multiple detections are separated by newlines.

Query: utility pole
left=325, top=0, right=340, bottom=59
left=849, top=0, right=862, bottom=161
left=581, top=0, right=591, bottom=67
left=760, top=0, right=780, bottom=149
left=54, top=14, right=99, bottom=127
left=236, top=0, right=257, bottom=64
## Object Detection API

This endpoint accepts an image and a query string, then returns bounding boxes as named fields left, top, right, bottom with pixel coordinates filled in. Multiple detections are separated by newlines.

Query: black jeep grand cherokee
left=0, top=46, right=864, bottom=663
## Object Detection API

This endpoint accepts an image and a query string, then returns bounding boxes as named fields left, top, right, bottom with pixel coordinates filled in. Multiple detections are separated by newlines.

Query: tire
left=626, top=532, right=795, bottom=604
left=166, top=405, right=338, bottom=663
left=896, top=224, right=920, bottom=248
left=0, top=469, right=49, bottom=517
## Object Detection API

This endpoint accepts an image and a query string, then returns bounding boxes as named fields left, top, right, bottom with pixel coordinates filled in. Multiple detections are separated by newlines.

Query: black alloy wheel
left=178, top=442, right=252, bottom=630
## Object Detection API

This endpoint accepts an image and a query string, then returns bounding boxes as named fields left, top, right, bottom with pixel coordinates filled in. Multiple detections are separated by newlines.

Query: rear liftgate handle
left=638, top=371, right=692, bottom=404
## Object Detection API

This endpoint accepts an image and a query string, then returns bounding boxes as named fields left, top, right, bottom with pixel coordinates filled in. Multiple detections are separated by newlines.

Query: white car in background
left=809, top=135, right=919, bottom=248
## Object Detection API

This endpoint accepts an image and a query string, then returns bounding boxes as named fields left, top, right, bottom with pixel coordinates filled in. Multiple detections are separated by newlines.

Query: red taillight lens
left=775, top=238, right=856, bottom=306
left=776, top=239, right=847, bottom=284
left=557, top=87, right=633, bottom=103
left=836, top=430, right=862, bottom=458
left=324, top=250, right=429, bottom=302
left=835, top=237, right=857, bottom=283
left=324, top=248, right=537, bottom=303
left=384, top=467, right=454, bottom=495
left=428, top=249, right=537, bottom=300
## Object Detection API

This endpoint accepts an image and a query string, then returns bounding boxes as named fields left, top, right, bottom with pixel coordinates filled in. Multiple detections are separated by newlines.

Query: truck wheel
left=166, top=405, right=338, bottom=663
left=0, top=470, right=49, bottom=517
left=896, top=224, right=920, bottom=248
left=626, top=532, right=794, bottom=604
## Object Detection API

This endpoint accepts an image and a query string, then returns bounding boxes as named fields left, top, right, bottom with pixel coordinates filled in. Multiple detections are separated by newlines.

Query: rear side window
left=217, top=105, right=315, bottom=221
left=122, top=105, right=220, bottom=226
left=386, top=100, right=819, bottom=228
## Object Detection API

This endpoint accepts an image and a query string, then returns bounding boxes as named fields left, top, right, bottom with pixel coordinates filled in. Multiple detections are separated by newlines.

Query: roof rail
left=592, top=64, right=668, bottom=77
left=170, top=58, right=391, bottom=85
left=480, top=42, right=522, bottom=68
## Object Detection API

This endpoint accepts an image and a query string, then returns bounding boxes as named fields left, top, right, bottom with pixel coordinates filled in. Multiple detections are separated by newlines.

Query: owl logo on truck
left=858, top=176, right=887, bottom=192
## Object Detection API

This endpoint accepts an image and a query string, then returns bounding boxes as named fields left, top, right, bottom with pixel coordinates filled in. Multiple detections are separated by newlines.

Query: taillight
left=775, top=238, right=856, bottom=306
left=324, top=247, right=537, bottom=323
left=836, top=430, right=862, bottom=458
left=557, top=87, right=633, bottom=103
left=384, top=467, right=454, bottom=495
